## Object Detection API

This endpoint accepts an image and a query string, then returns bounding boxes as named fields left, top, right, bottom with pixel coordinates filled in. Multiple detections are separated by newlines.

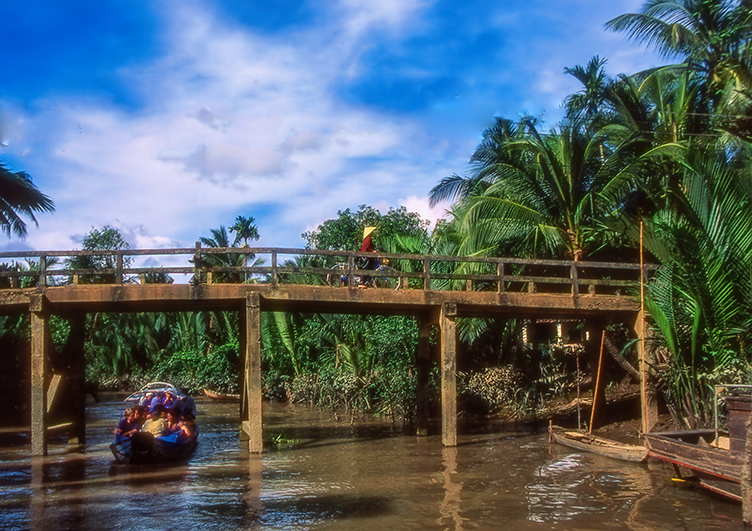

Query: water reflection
left=0, top=400, right=746, bottom=530
left=438, top=446, right=465, bottom=530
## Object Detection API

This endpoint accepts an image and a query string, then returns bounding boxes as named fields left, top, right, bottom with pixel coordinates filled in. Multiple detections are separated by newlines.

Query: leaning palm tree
left=0, top=162, right=54, bottom=239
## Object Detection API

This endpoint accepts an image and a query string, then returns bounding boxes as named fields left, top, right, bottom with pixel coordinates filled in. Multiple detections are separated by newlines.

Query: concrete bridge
left=0, top=245, right=652, bottom=456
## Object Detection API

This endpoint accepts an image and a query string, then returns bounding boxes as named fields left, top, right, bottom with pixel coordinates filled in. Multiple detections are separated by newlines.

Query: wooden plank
left=46, top=374, right=62, bottom=413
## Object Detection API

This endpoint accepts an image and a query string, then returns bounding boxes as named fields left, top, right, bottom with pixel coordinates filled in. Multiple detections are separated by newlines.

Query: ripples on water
left=0, top=398, right=745, bottom=530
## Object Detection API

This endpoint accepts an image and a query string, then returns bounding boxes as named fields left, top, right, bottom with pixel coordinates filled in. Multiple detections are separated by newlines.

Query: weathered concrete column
left=416, top=313, right=434, bottom=436
left=30, top=294, right=48, bottom=456
left=242, top=292, right=263, bottom=453
left=440, top=302, right=457, bottom=447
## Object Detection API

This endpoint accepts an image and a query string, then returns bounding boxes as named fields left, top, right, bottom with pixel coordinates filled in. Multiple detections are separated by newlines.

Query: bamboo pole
left=589, top=330, right=606, bottom=434
left=640, top=221, right=647, bottom=434
left=576, top=352, right=582, bottom=430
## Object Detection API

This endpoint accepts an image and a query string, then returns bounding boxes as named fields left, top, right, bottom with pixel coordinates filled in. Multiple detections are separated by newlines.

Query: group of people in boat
left=114, top=390, right=198, bottom=445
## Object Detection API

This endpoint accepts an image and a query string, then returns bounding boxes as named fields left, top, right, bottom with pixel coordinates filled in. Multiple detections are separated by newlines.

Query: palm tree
left=563, top=55, right=611, bottom=131
left=642, top=142, right=752, bottom=427
left=606, top=0, right=752, bottom=106
left=229, top=215, right=260, bottom=247
left=0, top=162, right=54, bottom=239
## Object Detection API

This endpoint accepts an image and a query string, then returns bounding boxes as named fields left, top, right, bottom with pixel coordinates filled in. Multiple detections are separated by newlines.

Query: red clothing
left=361, top=235, right=375, bottom=253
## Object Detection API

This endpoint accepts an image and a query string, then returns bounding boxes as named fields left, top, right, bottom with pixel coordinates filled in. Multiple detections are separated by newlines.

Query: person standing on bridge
left=359, top=226, right=378, bottom=287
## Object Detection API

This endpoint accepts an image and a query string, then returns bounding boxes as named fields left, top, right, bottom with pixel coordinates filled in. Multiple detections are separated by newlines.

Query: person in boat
left=163, top=391, right=177, bottom=410
left=176, top=411, right=198, bottom=443
left=183, top=395, right=197, bottom=417
left=134, top=405, right=148, bottom=428
left=165, top=408, right=182, bottom=433
left=142, top=404, right=168, bottom=437
left=114, top=407, right=139, bottom=442
left=139, top=392, right=154, bottom=409
left=149, top=392, right=165, bottom=412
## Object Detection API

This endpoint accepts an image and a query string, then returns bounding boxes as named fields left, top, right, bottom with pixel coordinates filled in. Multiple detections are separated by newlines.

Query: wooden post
left=424, top=257, right=432, bottom=291
left=497, top=261, right=505, bottom=294
left=243, top=293, right=263, bottom=453
left=589, top=330, right=606, bottom=434
left=440, top=302, right=457, bottom=447
left=30, top=294, right=48, bottom=456
left=416, top=313, right=434, bottom=436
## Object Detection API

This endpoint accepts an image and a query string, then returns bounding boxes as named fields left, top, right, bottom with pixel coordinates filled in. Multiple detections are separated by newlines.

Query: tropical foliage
left=0, top=162, right=54, bottom=239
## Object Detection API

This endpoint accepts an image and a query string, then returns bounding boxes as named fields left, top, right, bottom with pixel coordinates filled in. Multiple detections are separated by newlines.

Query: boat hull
left=551, top=428, right=648, bottom=463
left=644, top=430, right=743, bottom=502
left=110, top=433, right=198, bottom=465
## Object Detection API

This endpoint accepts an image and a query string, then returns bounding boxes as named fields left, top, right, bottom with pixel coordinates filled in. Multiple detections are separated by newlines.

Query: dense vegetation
left=2, top=0, right=752, bottom=430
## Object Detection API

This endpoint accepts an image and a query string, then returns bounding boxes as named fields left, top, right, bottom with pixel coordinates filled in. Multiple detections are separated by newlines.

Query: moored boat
left=550, top=426, right=648, bottom=463
left=109, top=382, right=198, bottom=465
left=644, top=389, right=751, bottom=502
left=203, top=388, right=240, bottom=401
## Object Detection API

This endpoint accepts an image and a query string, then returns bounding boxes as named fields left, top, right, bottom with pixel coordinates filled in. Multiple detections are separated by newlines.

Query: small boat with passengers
left=110, top=382, right=199, bottom=465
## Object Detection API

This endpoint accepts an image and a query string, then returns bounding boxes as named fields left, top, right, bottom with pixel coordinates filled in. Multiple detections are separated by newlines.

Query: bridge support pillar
left=440, top=303, right=457, bottom=447
left=241, top=293, right=263, bottom=453
left=30, top=295, right=49, bottom=456
left=416, top=314, right=434, bottom=436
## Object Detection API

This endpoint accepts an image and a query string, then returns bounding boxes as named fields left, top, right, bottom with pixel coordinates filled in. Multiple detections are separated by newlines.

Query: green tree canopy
left=302, top=205, right=428, bottom=251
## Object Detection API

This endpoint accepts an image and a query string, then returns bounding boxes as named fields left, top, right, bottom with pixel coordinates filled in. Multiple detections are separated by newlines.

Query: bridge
left=0, top=245, right=653, bottom=456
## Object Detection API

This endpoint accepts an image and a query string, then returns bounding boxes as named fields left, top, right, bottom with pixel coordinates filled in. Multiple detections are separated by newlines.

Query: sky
left=0, top=0, right=663, bottom=257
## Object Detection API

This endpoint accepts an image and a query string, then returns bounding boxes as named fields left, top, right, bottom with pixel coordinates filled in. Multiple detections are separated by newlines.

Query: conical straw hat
left=363, top=226, right=376, bottom=239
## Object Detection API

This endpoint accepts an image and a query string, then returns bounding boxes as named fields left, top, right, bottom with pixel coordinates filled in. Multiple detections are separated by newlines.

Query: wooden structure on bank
left=0, top=245, right=652, bottom=456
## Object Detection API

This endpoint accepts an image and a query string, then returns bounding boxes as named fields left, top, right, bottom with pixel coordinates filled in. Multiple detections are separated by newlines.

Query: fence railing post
left=39, top=255, right=47, bottom=288
left=347, top=254, right=355, bottom=288
left=423, top=257, right=431, bottom=291
left=497, top=261, right=505, bottom=293
left=271, top=250, right=278, bottom=287
left=571, top=261, right=578, bottom=297
left=116, top=251, right=123, bottom=285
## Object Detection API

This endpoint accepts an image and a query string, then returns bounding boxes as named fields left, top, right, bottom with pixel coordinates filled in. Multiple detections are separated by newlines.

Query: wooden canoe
left=203, top=388, right=240, bottom=401
left=550, top=426, right=648, bottom=463
left=644, top=429, right=743, bottom=501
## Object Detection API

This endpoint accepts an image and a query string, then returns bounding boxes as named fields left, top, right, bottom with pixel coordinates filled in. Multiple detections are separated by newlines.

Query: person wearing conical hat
left=360, top=226, right=378, bottom=286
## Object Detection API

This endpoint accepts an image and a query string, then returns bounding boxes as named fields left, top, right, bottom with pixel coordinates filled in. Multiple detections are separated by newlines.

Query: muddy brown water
left=0, top=398, right=745, bottom=530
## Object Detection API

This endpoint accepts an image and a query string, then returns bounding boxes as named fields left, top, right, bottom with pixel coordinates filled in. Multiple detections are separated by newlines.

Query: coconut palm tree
left=606, top=0, right=752, bottom=106
left=0, top=162, right=54, bottom=239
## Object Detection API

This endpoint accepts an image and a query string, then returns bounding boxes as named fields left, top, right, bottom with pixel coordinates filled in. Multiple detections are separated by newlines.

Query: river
left=0, top=397, right=745, bottom=530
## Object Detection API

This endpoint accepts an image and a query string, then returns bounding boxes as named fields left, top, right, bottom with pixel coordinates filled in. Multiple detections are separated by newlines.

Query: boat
left=203, top=388, right=240, bottom=401
left=109, top=382, right=198, bottom=465
left=644, top=388, right=751, bottom=502
left=549, top=425, right=648, bottom=463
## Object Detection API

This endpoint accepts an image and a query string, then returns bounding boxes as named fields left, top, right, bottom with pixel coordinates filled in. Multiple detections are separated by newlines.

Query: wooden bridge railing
left=0, top=245, right=658, bottom=295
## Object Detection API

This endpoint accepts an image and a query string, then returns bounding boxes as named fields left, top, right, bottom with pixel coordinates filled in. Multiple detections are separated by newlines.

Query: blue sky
left=0, top=0, right=662, bottom=255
